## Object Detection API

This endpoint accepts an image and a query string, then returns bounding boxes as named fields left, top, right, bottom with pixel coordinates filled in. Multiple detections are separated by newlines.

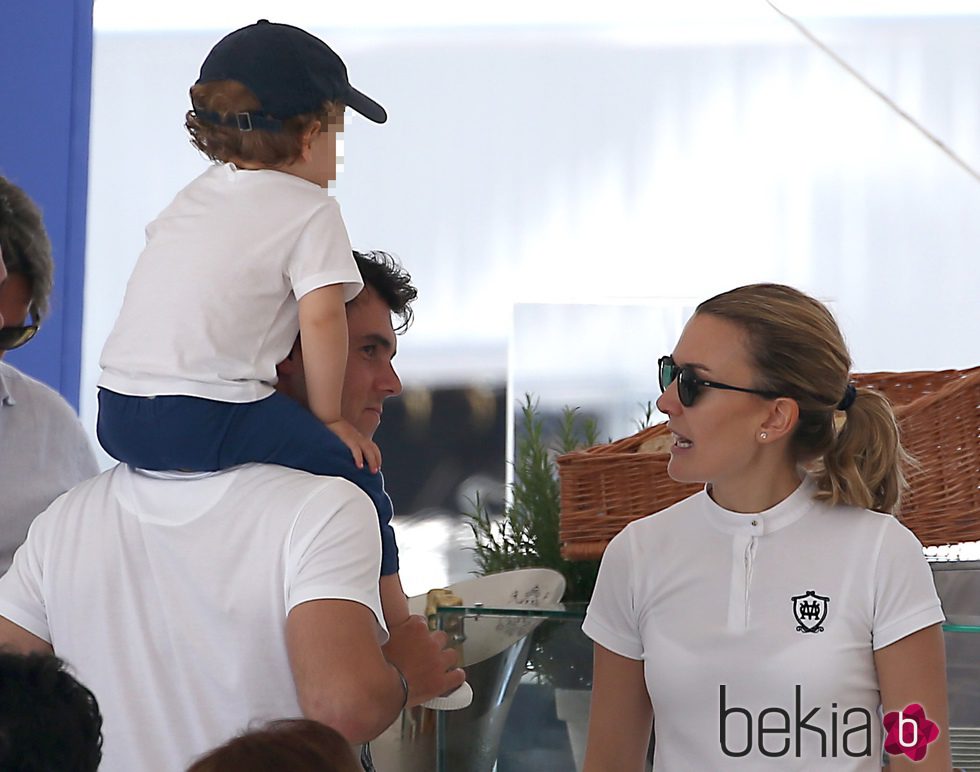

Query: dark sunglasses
left=0, top=313, right=40, bottom=351
left=658, top=355, right=781, bottom=407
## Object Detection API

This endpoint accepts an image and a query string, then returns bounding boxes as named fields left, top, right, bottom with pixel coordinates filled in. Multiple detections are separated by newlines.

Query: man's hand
left=382, top=615, right=466, bottom=707
left=326, top=418, right=382, bottom=473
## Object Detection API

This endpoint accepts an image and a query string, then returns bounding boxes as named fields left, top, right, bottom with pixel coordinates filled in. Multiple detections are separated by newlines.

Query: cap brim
left=345, top=86, right=387, bottom=124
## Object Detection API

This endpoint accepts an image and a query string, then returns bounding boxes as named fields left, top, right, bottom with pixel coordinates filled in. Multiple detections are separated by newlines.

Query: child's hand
left=325, top=418, right=382, bottom=473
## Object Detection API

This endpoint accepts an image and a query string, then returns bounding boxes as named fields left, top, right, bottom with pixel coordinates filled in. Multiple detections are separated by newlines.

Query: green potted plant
left=467, top=396, right=656, bottom=770
left=467, top=394, right=601, bottom=606
left=466, top=396, right=607, bottom=770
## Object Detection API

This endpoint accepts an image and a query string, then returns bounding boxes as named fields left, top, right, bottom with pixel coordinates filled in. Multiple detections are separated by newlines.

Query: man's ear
left=759, top=397, right=799, bottom=442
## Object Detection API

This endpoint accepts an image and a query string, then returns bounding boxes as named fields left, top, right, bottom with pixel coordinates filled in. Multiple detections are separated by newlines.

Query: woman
left=582, top=284, right=951, bottom=771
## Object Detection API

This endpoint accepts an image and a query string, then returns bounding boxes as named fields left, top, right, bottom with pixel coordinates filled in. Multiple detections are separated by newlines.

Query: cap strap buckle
left=235, top=112, right=253, bottom=132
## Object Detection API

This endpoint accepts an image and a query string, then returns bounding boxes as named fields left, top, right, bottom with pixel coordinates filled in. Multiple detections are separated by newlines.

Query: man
left=0, top=251, right=464, bottom=771
left=0, top=176, right=99, bottom=574
left=275, top=250, right=416, bottom=629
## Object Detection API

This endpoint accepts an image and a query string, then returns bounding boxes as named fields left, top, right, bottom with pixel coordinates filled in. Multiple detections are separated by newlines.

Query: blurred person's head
left=186, top=719, right=360, bottom=772
left=0, top=651, right=103, bottom=771
left=0, top=176, right=53, bottom=357
left=276, top=251, right=416, bottom=438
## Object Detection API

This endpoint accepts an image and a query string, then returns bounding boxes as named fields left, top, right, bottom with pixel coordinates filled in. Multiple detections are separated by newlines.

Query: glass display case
left=430, top=594, right=979, bottom=772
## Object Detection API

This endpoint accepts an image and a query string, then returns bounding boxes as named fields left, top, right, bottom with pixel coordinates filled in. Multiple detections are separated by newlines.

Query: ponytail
left=809, top=388, right=911, bottom=514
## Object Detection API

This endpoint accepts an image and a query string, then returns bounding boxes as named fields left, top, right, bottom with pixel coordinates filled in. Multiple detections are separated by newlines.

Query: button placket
left=726, top=519, right=763, bottom=631
left=743, top=534, right=758, bottom=628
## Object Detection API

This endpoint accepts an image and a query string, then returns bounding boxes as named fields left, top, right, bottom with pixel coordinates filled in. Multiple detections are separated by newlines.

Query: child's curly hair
left=186, top=80, right=344, bottom=166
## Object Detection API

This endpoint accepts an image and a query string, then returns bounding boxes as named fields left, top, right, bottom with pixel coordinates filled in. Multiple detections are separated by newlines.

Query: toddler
left=98, top=20, right=402, bottom=618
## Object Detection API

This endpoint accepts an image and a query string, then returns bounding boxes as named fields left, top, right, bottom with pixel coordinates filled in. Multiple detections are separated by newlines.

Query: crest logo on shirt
left=792, top=589, right=829, bottom=633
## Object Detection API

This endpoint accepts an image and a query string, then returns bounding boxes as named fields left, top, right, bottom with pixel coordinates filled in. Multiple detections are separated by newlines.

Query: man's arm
left=0, top=616, right=53, bottom=655
left=379, top=573, right=411, bottom=628
left=286, top=599, right=463, bottom=744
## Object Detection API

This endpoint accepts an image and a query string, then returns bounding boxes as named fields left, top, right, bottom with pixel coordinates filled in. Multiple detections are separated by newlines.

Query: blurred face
left=308, top=112, right=345, bottom=187
left=277, top=287, right=402, bottom=438
left=0, top=271, right=33, bottom=360
left=655, top=314, right=774, bottom=489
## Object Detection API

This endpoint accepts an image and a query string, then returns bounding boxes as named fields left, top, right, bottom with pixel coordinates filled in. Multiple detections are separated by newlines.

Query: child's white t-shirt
left=99, top=164, right=363, bottom=403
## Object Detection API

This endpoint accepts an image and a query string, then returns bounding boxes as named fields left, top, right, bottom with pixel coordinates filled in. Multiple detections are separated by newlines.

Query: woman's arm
left=583, top=643, right=653, bottom=772
left=874, top=623, right=952, bottom=771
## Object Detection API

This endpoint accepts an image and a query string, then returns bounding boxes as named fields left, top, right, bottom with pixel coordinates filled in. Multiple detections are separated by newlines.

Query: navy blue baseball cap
left=194, top=20, right=387, bottom=128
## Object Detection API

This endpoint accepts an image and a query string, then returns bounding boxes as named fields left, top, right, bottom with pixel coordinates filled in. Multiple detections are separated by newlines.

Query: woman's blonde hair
left=696, top=283, right=911, bottom=514
left=186, top=80, right=343, bottom=166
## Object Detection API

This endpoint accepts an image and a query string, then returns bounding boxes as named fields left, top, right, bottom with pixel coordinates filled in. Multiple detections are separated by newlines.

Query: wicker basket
left=557, top=366, right=980, bottom=560
left=863, top=367, right=980, bottom=547
left=557, top=423, right=700, bottom=561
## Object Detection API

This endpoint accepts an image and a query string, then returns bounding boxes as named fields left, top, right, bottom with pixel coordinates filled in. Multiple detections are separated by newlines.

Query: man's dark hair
left=352, top=250, right=418, bottom=333
left=0, top=176, right=55, bottom=319
left=0, top=651, right=103, bottom=771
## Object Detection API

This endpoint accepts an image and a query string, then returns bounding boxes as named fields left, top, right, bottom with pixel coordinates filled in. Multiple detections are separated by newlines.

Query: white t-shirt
left=0, top=463, right=386, bottom=772
left=582, top=479, right=944, bottom=771
left=99, top=165, right=363, bottom=402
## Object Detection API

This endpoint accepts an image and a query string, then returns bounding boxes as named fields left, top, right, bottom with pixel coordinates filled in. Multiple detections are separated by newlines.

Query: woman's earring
left=759, top=432, right=768, bottom=440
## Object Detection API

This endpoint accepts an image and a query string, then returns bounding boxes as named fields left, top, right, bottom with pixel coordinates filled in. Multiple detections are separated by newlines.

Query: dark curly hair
left=0, top=651, right=103, bottom=771
left=0, top=176, right=54, bottom=320
left=352, top=251, right=418, bottom=334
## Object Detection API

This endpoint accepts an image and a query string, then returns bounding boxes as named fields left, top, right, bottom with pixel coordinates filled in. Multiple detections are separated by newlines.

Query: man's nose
left=381, top=364, right=402, bottom=397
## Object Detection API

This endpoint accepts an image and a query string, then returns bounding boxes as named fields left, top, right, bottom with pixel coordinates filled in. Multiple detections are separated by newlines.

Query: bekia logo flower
left=882, top=704, right=939, bottom=761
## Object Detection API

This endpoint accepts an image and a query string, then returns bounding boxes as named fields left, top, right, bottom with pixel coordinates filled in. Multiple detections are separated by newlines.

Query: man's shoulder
left=1, top=361, right=67, bottom=402
left=141, top=464, right=375, bottom=517
left=0, top=362, right=82, bottom=422
left=231, top=463, right=365, bottom=494
left=34, top=465, right=374, bottom=535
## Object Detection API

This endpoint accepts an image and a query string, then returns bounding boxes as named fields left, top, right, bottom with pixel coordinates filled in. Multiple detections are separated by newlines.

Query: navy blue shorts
left=97, top=388, right=398, bottom=575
